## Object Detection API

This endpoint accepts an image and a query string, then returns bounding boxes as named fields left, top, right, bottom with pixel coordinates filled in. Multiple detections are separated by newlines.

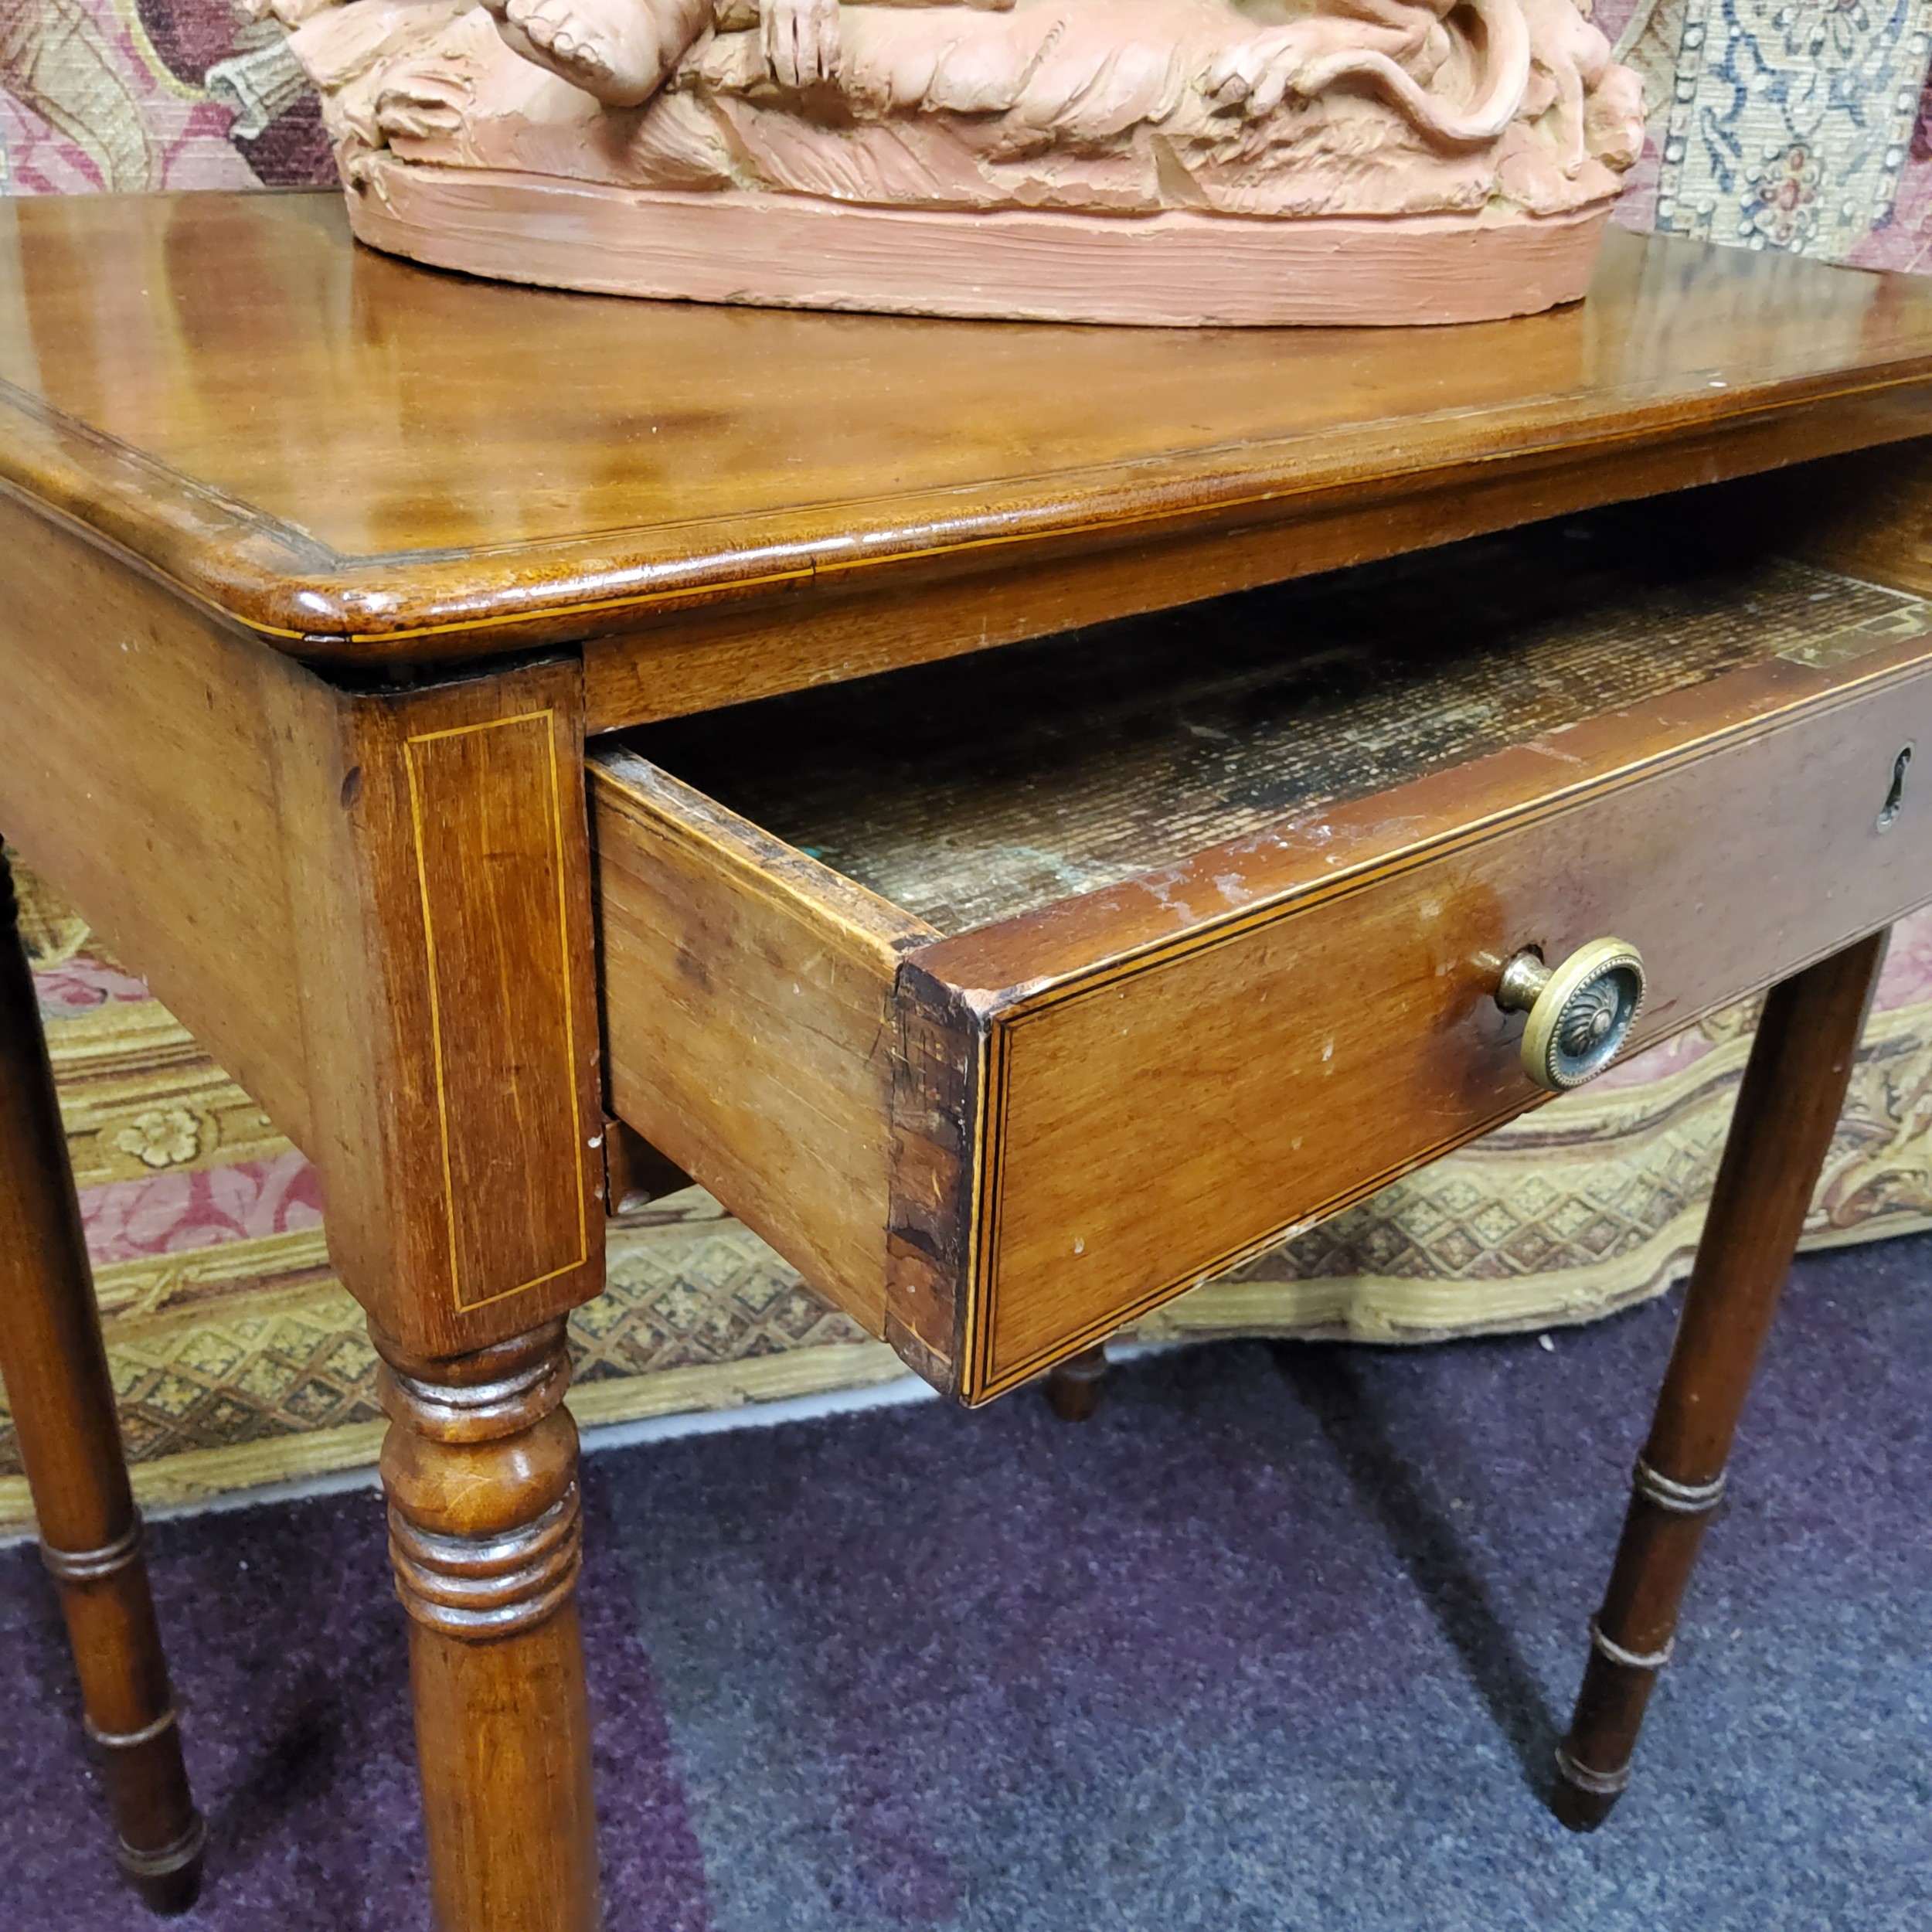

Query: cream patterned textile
left=1607, top=0, right=1932, bottom=258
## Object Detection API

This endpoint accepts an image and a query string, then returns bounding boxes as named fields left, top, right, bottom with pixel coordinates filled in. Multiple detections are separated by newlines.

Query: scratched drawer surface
left=590, top=509, right=1932, bottom=1403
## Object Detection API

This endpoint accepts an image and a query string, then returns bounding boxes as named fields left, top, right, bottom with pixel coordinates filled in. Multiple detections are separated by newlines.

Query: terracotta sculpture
left=270, top=0, right=1644, bottom=322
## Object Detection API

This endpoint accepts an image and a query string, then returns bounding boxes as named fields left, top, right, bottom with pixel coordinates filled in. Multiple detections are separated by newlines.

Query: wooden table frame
left=0, top=569, right=610, bottom=1922
left=4, top=194, right=1932, bottom=1927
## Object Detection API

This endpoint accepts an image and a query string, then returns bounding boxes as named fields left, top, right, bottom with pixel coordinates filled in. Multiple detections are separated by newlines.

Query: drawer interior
left=616, top=507, right=1923, bottom=938
left=591, top=501, right=1932, bottom=1398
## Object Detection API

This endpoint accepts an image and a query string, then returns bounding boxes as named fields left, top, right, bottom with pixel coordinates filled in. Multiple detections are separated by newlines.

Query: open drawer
left=590, top=509, right=1932, bottom=1403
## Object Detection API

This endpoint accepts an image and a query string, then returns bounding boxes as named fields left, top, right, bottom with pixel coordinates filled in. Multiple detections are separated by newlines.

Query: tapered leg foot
left=376, top=1321, right=600, bottom=1932
left=1554, top=933, right=1888, bottom=1825
left=0, top=852, right=205, bottom=1910
left=1044, top=1343, right=1109, bottom=1421
left=1550, top=1748, right=1623, bottom=1832
left=117, top=1816, right=209, bottom=1915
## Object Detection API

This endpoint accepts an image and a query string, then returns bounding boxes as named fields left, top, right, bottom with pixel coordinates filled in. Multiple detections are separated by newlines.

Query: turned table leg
left=1044, top=1342, right=1111, bottom=1421
left=375, top=1322, right=598, bottom=1932
left=0, top=851, right=205, bottom=1911
left=1553, top=930, right=1889, bottom=1830
left=264, top=658, right=609, bottom=1926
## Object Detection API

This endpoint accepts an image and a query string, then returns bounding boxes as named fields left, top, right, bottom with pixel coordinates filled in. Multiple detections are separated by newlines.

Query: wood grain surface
left=272, top=659, right=607, bottom=1356
left=623, top=505, right=1927, bottom=933
left=0, top=492, right=313, bottom=1146
left=1787, top=438, right=1932, bottom=594
left=910, top=638, right=1932, bottom=1397
left=0, top=851, right=205, bottom=1911
left=7, top=186, right=1932, bottom=1918
left=594, top=755, right=934, bottom=1332
left=376, top=1321, right=599, bottom=1932
left=403, top=711, right=590, bottom=1311
left=0, top=509, right=605, bottom=1358
left=954, top=663, right=1930, bottom=1393
left=5, top=193, right=1932, bottom=685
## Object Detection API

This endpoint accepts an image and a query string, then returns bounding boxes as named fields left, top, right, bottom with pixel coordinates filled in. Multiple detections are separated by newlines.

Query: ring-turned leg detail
left=0, top=848, right=205, bottom=1913
left=374, top=1319, right=600, bottom=1932
left=1554, top=931, right=1889, bottom=1832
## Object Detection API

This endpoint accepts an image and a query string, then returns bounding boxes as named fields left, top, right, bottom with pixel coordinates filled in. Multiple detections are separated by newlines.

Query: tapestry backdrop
left=8, top=0, right=1932, bottom=265
left=4, top=3, right=1932, bottom=1522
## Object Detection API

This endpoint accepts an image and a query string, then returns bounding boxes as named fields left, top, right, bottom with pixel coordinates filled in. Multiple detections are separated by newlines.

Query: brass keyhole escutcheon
left=1877, top=745, right=1912, bottom=832
left=1495, top=937, right=1646, bottom=1093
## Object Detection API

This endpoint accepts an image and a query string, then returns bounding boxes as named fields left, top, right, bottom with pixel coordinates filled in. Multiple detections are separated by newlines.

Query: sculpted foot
left=488, top=0, right=672, bottom=105
left=1205, top=27, right=1314, bottom=117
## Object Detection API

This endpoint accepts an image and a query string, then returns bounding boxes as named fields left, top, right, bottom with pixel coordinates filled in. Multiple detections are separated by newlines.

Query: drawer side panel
left=593, top=757, right=930, bottom=1332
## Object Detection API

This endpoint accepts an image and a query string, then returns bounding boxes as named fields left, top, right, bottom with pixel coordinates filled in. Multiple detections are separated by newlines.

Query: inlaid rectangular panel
left=403, top=711, right=591, bottom=1311
left=273, top=656, right=605, bottom=1359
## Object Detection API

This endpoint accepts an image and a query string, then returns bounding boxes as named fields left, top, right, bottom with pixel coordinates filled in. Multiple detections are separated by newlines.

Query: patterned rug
left=4, top=856, right=1930, bottom=1529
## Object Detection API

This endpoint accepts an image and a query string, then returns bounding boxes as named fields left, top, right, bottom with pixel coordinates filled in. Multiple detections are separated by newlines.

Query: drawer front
left=893, top=654, right=1932, bottom=1401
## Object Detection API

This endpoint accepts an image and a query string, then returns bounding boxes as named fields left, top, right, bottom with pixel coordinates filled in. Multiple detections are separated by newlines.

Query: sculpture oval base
left=345, top=159, right=1614, bottom=328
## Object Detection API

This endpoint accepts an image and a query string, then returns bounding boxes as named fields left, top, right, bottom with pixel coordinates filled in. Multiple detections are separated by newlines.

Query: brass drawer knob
left=1495, top=938, right=1646, bottom=1092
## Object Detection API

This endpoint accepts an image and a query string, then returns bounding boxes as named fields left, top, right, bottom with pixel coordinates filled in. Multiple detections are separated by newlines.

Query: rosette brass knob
left=1495, top=938, right=1645, bottom=1093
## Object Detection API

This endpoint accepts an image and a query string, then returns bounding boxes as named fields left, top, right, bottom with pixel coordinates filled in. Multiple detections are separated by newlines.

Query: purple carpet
left=4, top=1232, right=1930, bottom=1930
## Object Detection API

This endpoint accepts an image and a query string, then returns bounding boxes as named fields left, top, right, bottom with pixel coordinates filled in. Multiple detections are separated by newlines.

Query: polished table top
left=5, top=192, right=1932, bottom=675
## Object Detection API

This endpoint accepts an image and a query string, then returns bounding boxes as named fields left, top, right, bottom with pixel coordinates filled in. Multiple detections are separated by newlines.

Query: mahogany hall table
left=5, top=191, right=1932, bottom=1928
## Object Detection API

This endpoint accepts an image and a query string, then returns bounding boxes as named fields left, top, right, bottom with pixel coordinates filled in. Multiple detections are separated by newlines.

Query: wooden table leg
left=1553, top=930, right=1889, bottom=1830
left=1044, top=1342, right=1111, bottom=1421
left=266, top=658, right=610, bottom=1928
left=375, top=1322, right=597, bottom=1932
left=0, top=850, right=206, bottom=1913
